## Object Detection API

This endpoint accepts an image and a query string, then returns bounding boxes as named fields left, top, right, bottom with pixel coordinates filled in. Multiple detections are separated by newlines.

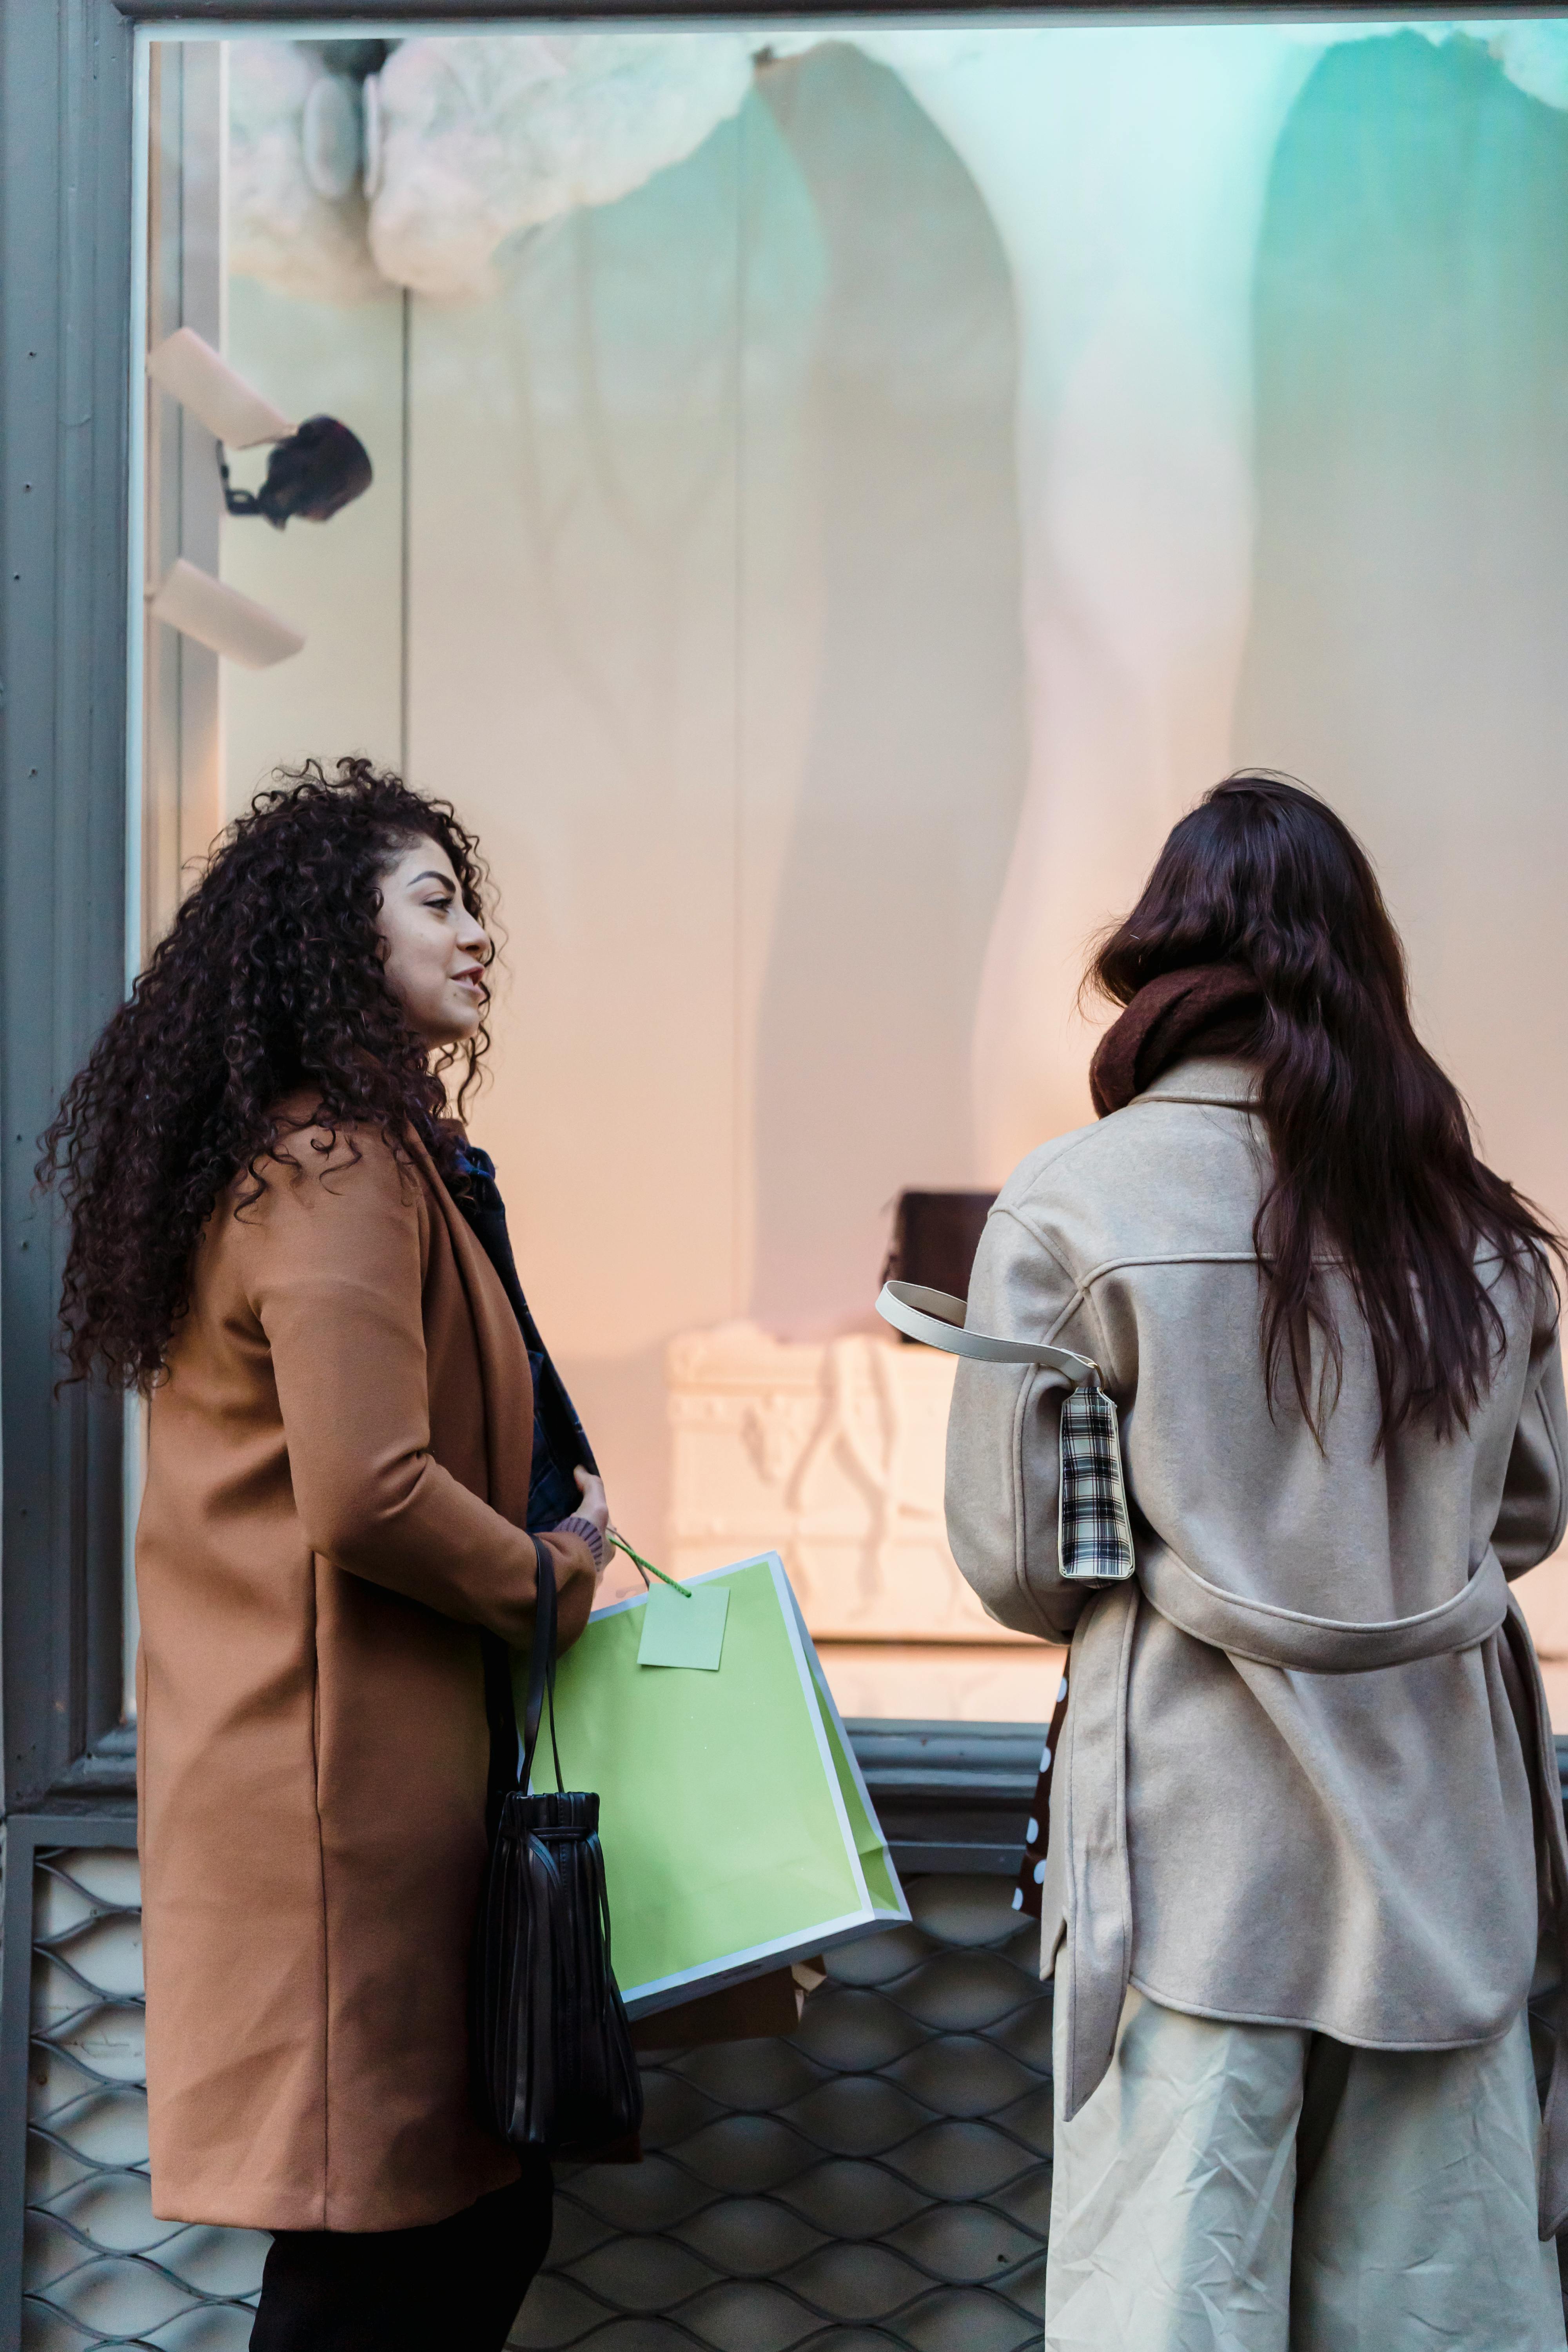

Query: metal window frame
left=1, top=9, right=1563, bottom=2347
left=2, top=0, right=138, bottom=1818
left=0, top=0, right=1552, bottom=1880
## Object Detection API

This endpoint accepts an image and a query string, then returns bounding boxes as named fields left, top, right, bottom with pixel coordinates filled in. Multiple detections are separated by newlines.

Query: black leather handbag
left=472, top=1544, right=644, bottom=2157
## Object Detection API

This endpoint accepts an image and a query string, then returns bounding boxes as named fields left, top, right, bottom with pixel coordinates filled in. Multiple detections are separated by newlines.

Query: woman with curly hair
left=40, top=760, right=606, bottom=2351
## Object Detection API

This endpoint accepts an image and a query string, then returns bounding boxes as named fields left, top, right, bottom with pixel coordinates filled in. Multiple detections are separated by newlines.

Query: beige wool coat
left=946, top=1056, right=1568, bottom=2225
left=135, top=1112, right=598, bottom=2232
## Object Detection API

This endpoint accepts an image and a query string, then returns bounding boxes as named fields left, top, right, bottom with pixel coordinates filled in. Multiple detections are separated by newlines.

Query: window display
left=138, top=18, right=1568, bottom=1717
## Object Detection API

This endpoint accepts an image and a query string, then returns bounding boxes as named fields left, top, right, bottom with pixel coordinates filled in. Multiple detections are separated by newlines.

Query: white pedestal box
left=666, top=1321, right=1033, bottom=1646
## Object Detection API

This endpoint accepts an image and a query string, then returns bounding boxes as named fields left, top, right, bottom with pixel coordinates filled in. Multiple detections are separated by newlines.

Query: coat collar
left=1129, top=1054, right=1262, bottom=1110
left=407, top=1127, right=535, bottom=1530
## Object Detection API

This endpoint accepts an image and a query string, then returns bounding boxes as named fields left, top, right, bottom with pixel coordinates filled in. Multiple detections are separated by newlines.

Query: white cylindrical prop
left=149, top=559, right=305, bottom=669
left=147, top=327, right=295, bottom=448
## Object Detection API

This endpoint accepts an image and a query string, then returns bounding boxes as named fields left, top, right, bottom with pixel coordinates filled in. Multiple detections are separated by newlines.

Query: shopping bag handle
left=876, top=1280, right=1102, bottom=1389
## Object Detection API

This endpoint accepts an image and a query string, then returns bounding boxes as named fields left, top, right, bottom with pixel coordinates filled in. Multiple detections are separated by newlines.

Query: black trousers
left=249, top=2160, right=553, bottom=2352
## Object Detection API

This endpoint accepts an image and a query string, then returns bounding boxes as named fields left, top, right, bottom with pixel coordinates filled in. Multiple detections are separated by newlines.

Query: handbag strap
left=877, top=1279, right=1102, bottom=1389
left=483, top=1540, right=564, bottom=1839
left=520, top=1538, right=564, bottom=1797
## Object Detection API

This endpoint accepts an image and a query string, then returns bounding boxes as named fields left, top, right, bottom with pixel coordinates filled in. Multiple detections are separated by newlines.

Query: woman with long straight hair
left=946, top=775, right=1568, bottom=2350
left=40, top=761, right=607, bottom=2351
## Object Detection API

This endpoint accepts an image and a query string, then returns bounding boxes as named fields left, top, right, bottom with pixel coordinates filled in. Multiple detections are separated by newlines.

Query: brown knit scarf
left=1089, top=964, right=1263, bottom=1117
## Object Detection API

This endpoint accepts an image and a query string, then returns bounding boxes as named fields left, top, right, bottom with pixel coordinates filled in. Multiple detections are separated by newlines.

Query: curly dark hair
left=38, top=757, right=493, bottom=1390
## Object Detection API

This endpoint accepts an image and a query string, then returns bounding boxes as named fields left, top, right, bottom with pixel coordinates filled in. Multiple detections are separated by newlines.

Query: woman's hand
left=572, top=1468, right=610, bottom=1584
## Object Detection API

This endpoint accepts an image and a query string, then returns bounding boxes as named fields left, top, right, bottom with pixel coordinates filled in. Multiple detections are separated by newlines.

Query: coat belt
left=1055, top=1549, right=1568, bottom=2238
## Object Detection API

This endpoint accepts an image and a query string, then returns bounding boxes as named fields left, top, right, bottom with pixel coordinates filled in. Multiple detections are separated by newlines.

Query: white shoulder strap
left=876, top=1280, right=1101, bottom=1388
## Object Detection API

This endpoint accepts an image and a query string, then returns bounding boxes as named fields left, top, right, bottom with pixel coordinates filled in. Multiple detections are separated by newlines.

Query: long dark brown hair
left=38, top=758, right=492, bottom=1391
left=1090, top=773, right=1559, bottom=1445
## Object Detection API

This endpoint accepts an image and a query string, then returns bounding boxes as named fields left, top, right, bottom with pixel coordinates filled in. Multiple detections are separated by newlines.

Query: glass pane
left=137, top=19, right=1568, bottom=1720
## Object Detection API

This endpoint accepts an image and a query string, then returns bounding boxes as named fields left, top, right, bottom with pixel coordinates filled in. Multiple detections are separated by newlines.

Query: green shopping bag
left=513, top=1553, right=909, bottom=2019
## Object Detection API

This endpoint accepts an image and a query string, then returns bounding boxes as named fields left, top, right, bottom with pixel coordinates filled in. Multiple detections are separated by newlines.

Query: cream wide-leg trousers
left=1045, top=1987, right=1565, bottom=2352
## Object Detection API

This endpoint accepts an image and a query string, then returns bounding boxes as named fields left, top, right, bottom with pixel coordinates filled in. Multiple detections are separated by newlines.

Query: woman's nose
left=458, top=909, right=488, bottom=955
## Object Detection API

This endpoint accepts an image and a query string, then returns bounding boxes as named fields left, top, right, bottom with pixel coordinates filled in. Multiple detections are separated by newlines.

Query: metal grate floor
left=14, top=1851, right=1051, bottom=2352
left=22, top=1846, right=265, bottom=2349
left=520, top=1875, right=1051, bottom=2350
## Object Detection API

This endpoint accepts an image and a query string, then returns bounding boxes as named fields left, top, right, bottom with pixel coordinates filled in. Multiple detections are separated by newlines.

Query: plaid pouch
left=877, top=1279, right=1137, bottom=1586
left=874, top=1281, right=1134, bottom=1923
left=1057, top=1383, right=1136, bottom=1582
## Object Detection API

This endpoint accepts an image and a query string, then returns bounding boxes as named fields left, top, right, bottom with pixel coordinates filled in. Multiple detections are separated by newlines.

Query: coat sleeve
left=243, top=1128, right=592, bottom=1648
left=944, top=1203, right=1105, bottom=1644
left=1493, top=1269, right=1568, bottom=1579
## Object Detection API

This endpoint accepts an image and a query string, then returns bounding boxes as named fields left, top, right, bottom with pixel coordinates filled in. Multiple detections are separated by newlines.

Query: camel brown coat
left=135, top=1114, right=597, bottom=2232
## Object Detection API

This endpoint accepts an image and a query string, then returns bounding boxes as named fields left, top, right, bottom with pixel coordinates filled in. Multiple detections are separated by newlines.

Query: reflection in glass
left=139, top=20, right=1568, bottom=1717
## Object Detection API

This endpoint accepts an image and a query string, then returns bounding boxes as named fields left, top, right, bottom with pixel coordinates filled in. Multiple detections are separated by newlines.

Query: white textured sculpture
left=367, top=33, right=757, bottom=299
left=1487, top=16, right=1568, bottom=107
left=228, top=42, right=385, bottom=305
left=666, top=1322, right=1027, bottom=1644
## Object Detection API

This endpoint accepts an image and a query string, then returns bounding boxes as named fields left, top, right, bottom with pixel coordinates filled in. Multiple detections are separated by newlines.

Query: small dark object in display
left=219, top=415, right=372, bottom=529
left=881, top=1189, right=997, bottom=1336
left=472, top=1546, right=644, bottom=2160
